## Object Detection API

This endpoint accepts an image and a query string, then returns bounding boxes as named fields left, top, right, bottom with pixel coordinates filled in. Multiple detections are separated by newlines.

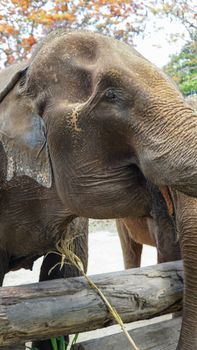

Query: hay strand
left=54, top=238, right=140, bottom=350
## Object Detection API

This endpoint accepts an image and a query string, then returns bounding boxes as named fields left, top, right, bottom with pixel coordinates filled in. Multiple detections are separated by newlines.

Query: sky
left=0, top=4, right=192, bottom=69
left=134, top=16, right=190, bottom=67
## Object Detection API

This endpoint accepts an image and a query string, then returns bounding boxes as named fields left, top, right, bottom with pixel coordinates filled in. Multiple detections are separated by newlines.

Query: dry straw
left=49, top=236, right=140, bottom=350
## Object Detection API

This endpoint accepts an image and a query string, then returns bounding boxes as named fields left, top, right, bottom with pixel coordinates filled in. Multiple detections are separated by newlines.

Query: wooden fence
left=0, top=260, right=183, bottom=349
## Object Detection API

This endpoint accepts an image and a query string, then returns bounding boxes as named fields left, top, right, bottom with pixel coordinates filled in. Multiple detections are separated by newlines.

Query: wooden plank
left=0, top=261, right=183, bottom=346
left=74, top=316, right=182, bottom=350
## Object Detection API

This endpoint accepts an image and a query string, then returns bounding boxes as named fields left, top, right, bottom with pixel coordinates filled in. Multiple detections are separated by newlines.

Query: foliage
left=51, top=336, right=65, bottom=350
left=164, top=40, right=197, bottom=96
left=149, top=0, right=197, bottom=40
left=0, top=0, right=196, bottom=67
left=0, top=1, right=196, bottom=67
left=50, top=334, right=78, bottom=350
left=0, top=0, right=147, bottom=66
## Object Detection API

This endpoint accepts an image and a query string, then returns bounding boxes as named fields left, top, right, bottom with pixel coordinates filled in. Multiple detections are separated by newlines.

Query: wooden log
left=0, top=344, right=25, bottom=350
left=0, top=261, right=183, bottom=346
left=74, top=316, right=182, bottom=350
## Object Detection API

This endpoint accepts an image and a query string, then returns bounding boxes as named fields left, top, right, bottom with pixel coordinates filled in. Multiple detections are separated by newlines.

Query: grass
left=28, top=334, right=78, bottom=350
left=50, top=334, right=78, bottom=350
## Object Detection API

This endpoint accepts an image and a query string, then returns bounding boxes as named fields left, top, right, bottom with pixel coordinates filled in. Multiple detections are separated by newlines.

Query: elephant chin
left=53, top=164, right=152, bottom=219
left=61, top=185, right=151, bottom=219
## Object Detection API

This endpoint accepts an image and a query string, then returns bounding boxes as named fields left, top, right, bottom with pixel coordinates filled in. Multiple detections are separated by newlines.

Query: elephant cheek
left=138, top=148, right=197, bottom=197
left=137, top=150, right=169, bottom=186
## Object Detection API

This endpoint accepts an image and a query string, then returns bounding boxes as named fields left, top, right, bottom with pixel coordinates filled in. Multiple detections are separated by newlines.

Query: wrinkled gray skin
left=0, top=154, right=88, bottom=350
left=0, top=145, right=88, bottom=350
left=1, top=30, right=197, bottom=349
left=172, top=191, right=197, bottom=350
left=116, top=184, right=181, bottom=268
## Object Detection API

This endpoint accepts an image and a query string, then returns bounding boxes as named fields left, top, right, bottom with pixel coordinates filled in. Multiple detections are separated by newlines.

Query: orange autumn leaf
left=0, top=23, right=15, bottom=34
left=52, top=13, right=76, bottom=21
left=0, top=0, right=195, bottom=67
left=21, top=35, right=36, bottom=47
left=26, top=35, right=36, bottom=46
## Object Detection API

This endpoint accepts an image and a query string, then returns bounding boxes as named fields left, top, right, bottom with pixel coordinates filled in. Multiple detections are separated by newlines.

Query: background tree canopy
left=0, top=0, right=196, bottom=95
left=0, top=0, right=148, bottom=65
left=164, top=40, right=197, bottom=96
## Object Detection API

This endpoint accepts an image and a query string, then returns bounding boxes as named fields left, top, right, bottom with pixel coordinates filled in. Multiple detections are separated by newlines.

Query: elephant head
left=1, top=30, right=197, bottom=350
left=0, top=30, right=197, bottom=219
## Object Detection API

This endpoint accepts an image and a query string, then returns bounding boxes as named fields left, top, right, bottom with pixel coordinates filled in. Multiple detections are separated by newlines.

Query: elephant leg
left=0, top=249, right=9, bottom=286
left=32, top=217, right=88, bottom=350
left=155, top=218, right=181, bottom=264
left=116, top=219, right=143, bottom=268
left=173, top=192, right=197, bottom=350
left=156, top=226, right=181, bottom=264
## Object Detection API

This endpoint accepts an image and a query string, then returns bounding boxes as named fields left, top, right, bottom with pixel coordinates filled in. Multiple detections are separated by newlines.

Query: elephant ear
left=0, top=63, right=52, bottom=188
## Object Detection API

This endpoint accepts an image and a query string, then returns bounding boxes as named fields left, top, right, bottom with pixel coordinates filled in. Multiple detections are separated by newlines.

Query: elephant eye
left=105, top=89, right=119, bottom=103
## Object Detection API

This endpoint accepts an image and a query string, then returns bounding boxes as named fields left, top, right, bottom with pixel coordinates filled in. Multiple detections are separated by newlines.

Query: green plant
left=164, top=40, right=197, bottom=96
left=50, top=334, right=78, bottom=350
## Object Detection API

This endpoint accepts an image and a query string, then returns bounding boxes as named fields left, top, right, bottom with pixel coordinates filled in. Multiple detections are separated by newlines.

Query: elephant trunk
left=175, top=191, right=197, bottom=349
left=138, top=102, right=197, bottom=197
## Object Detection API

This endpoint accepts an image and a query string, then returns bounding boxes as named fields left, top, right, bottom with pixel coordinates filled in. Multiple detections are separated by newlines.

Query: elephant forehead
left=32, top=31, right=121, bottom=66
left=26, top=31, right=166, bottom=102
left=29, top=32, right=120, bottom=65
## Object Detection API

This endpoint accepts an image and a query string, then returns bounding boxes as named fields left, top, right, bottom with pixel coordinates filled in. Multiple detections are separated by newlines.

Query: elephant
left=0, top=155, right=89, bottom=350
left=116, top=185, right=181, bottom=268
left=1, top=29, right=197, bottom=349
left=0, top=128, right=89, bottom=349
left=117, top=96, right=197, bottom=269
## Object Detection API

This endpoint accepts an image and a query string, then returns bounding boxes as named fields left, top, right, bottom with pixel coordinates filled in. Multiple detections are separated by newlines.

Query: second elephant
left=117, top=184, right=181, bottom=268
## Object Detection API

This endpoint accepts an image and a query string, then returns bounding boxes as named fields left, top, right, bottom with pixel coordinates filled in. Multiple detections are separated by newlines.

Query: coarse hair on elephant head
left=1, top=30, right=197, bottom=222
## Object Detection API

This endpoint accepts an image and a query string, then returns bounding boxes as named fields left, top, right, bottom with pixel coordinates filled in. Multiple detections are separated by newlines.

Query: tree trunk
left=0, top=261, right=183, bottom=347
